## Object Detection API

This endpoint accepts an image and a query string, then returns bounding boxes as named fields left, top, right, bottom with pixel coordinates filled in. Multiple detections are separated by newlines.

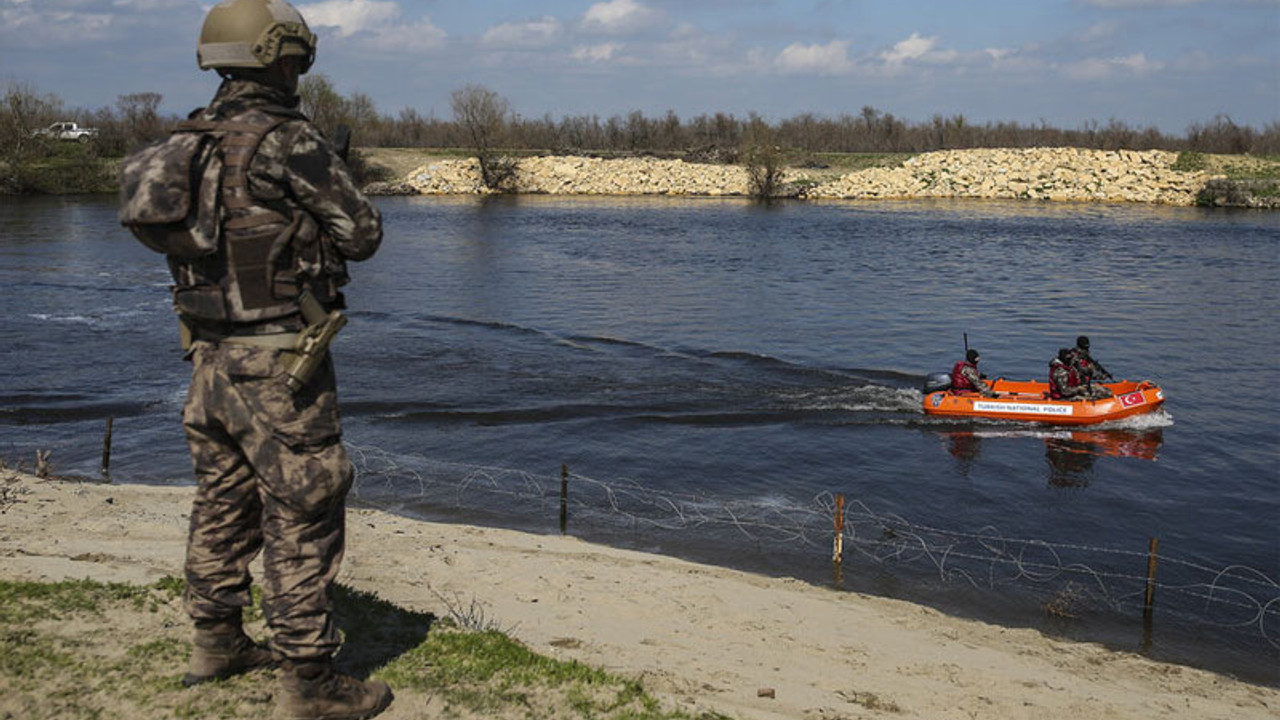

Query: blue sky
left=2, top=0, right=1277, bottom=134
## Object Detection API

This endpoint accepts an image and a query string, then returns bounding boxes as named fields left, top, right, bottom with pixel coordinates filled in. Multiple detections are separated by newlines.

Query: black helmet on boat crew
left=1076, top=335, right=1090, bottom=350
left=1058, top=347, right=1073, bottom=362
left=966, top=348, right=980, bottom=363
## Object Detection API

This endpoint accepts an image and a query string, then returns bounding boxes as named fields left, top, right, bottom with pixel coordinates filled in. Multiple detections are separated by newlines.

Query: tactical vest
left=166, top=107, right=334, bottom=325
left=1048, top=360, right=1079, bottom=399
left=950, top=361, right=976, bottom=392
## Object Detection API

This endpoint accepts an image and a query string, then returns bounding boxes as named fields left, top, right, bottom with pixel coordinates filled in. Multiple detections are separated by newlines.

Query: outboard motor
left=923, top=372, right=952, bottom=394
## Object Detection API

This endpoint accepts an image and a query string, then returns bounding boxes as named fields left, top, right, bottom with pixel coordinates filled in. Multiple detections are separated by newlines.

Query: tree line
left=3, top=77, right=1277, bottom=187
left=304, top=78, right=1279, bottom=158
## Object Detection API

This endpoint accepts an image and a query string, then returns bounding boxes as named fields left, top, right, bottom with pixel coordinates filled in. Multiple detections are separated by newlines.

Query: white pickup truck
left=33, top=121, right=99, bottom=143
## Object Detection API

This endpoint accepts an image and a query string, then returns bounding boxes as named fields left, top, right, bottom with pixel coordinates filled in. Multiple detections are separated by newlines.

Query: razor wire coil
left=346, top=443, right=1280, bottom=649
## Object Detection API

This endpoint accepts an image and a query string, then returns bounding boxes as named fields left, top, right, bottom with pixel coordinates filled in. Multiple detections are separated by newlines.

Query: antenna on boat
left=963, top=332, right=969, bottom=354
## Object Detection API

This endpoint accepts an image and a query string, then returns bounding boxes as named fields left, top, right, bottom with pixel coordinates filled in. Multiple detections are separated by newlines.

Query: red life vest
left=951, top=361, right=977, bottom=392
left=1048, top=360, right=1080, bottom=399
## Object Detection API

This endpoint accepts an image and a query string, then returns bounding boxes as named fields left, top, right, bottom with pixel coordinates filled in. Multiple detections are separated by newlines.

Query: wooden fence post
left=100, top=417, right=114, bottom=480
left=1143, top=537, right=1160, bottom=620
left=833, top=493, right=846, bottom=588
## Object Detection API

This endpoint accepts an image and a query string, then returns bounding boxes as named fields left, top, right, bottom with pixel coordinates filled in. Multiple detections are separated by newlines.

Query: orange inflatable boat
left=922, top=378, right=1166, bottom=426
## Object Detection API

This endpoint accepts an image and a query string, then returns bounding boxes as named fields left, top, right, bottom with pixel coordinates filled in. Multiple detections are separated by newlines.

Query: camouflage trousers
left=182, top=341, right=351, bottom=661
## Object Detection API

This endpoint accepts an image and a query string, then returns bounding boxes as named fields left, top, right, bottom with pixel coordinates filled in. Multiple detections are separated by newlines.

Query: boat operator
left=951, top=349, right=998, bottom=398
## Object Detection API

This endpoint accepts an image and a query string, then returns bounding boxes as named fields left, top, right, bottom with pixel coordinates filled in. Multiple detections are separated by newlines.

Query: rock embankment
left=806, top=148, right=1206, bottom=205
left=402, top=148, right=1213, bottom=206
left=406, top=155, right=757, bottom=196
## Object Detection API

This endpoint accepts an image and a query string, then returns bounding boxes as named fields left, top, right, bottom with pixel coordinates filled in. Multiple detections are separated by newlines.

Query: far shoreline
left=366, top=147, right=1280, bottom=209
left=4, top=146, right=1278, bottom=208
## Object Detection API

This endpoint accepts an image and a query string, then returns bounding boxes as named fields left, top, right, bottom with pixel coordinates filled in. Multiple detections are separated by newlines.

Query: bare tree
left=1, top=82, right=62, bottom=156
left=299, top=73, right=346, bottom=140
left=450, top=84, right=515, bottom=191
left=742, top=113, right=787, bottom=199
left=116, top=92, right=164, bottom=151
left=0, top=82, right=64, bottom=192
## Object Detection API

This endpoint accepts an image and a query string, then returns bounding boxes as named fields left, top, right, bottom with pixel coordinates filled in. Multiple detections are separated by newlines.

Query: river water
left=2, top=194, right=1277, bottom=682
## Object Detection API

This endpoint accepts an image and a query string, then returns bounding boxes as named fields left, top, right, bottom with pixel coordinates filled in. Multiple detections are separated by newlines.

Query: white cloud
left=372, top=20, right=446, bottom=51
left=294, top=0, right=444, bottom=52
left=775, top=40, right=853, bottom=75
left=1061, top=52, right=1165, bottom=80
left=481, top=17, right=563, bottom=48
left=1078, top=22, right=1119, bottom=42
left=572, top=43, right=622, bottom=62
left=0, top=4, right=114, bottom=46
left=880, top=32, right=938, bottom=65
left=580, top=0, right=664, bottom=35
left=296, top=0, right=400, bottom=38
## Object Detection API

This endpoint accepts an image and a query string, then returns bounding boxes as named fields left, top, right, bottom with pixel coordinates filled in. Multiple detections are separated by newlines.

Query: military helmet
left=197, top=0, right=316, bottom=72
left=1076, top=335, right=1090, bottom=350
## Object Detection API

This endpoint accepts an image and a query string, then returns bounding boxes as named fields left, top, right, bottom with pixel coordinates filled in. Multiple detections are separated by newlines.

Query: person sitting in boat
left=951, top=349, right=997, bottom=398
left=1068, top=335, right=1115, bottom=384
left=1050, top=347, right=1110, bottom=400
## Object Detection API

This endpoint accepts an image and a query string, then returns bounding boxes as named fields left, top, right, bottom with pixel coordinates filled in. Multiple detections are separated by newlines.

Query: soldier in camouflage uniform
left=1068, top=335, right=1115, bottom=385
left=1050, top=347, right=1111, bottom=400
left=120, top=2, right=390, bottom=718
left=951, top=348, right=997, bottom=398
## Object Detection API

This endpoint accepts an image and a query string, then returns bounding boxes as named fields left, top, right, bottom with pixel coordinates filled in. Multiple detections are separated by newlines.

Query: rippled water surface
left=2, top=194, right=1277, bottom=681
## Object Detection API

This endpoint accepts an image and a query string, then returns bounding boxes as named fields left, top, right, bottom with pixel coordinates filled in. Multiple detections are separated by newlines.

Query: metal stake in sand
left=559, top=464, right=569, bottom=534
left=833, top=493, right=846, bottom=588
left=1143, top=537, right=1160, bottom=620
left=101, top=417, right=114, bottom=480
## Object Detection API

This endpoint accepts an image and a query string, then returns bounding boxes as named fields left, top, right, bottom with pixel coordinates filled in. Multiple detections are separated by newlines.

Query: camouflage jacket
left=1049, top=358, right=1087, bottom=398
left=1067, top=348, right=1111, bottom=382
left=199, top=78, right=381, bottom=265
left=957, top=361, right=996, bottom=398
left=159, top=79, right=382, bottom=330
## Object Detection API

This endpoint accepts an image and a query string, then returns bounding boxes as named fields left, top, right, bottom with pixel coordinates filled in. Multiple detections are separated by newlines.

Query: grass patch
left=1172, top=151, right=1207, bottom=172
left=0, top=577, right=721, bottom=720
left=0, top=576, right=178, bottom=624
left=808, top=152, right=916, bottom=172
left=371, top=629, right=729, bottom=718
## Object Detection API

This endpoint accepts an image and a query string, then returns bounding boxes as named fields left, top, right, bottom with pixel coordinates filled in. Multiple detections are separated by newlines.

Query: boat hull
left=923, top=379, right=1166, bottom=426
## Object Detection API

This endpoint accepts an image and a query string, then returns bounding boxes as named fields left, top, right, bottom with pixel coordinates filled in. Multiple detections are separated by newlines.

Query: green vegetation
left=0, top=577, right=726, bottom=720
left=1185, top=153, right=1280, bottom=207
left=1172, top=151, right=1208, bottom=172
left=0, top=575, right=181, bottom=624
left=0, top=142, right=117, bottom=194
left=807, top=152, right=914, bottom=172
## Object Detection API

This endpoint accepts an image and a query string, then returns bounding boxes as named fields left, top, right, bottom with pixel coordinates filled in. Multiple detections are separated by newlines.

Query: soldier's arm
left=963, top=365, right=994, bottom=396
left=278, top=122, right=383, bottom=261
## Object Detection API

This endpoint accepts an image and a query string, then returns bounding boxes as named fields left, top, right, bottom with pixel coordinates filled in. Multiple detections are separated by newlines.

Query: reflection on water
left=941, top=421, right=1167, bottom=487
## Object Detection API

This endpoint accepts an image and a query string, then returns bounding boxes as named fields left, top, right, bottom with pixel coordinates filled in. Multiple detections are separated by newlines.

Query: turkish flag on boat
left=1119, top=391, right=1146, bottom=408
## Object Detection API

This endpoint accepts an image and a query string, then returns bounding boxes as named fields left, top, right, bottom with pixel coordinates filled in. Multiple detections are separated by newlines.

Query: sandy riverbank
left=1, top=471, right=1275, bottom=719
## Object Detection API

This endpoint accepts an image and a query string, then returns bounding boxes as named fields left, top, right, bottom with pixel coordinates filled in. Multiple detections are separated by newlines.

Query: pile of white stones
left=805, top=148, right=1208, bottom=206
left=406, top=156, right=755, bottom=196
left=403, top=147, right=1211, bottom=206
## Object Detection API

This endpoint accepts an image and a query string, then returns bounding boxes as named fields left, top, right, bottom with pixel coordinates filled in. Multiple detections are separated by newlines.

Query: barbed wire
left=346, top=443, right=1280, bottom=649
